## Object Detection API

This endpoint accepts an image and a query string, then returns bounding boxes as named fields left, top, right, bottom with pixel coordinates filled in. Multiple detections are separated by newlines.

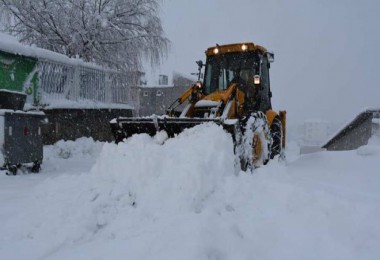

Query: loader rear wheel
left=242, top=112, right=272, bottom=170
left=270, top=117, right=283, bottom=159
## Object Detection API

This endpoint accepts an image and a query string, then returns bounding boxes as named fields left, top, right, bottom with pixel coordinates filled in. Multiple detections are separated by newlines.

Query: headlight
left=254, top=75, right=261, bottom=85
left=213, top=48, right=219, bottom=54
left=241, top=44, right=248, bottom=51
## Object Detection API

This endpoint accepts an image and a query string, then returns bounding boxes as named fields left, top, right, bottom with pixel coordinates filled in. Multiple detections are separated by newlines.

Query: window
left=204, top=52, right=260, bottom=94
left=143, top=91, right=148, bottom=97
left=156, top=90, right=163, bottom=97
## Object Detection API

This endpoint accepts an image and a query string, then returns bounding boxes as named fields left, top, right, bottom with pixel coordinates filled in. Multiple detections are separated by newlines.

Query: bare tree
left=0, top=0, right=170, bottom=71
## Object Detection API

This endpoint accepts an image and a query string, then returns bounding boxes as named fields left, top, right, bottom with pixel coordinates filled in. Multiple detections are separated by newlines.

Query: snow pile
left=1, top=124, right=380, bottom=259
left=357, top=141, right=380, bottom=156
left=45, top=137, right=104, bottom=159
left=1, top=124, right=238, bottom=259
left=40, top=137, right=105, bottom=175
left=91, top=123, right=235, bottom=214
left=357, top=120, right=380, bottom=156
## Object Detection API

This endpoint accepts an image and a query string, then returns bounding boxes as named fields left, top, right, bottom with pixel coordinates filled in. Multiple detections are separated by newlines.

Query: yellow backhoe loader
left=110, top=42, right=286, bottom=170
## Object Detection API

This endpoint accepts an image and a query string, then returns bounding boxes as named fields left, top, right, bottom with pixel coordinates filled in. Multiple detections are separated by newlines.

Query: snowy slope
left=0, top=125, right=380, bottom=260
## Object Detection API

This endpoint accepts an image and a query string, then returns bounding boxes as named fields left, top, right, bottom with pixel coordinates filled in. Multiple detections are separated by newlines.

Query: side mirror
left=266, top=52, right=274, bottom=63
left=254, top=75, right=261, bottom=85
left=196, top=60, right=203, bottom=68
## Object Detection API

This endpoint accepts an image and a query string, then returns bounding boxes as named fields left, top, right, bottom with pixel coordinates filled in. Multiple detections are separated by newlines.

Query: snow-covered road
left=1, top=124, right=379, bottom=260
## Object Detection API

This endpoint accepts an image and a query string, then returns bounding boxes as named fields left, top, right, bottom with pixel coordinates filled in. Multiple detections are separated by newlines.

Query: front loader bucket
left=110, top=116, right=220, bottom=142
left=110, top=116, right=238, bottom=143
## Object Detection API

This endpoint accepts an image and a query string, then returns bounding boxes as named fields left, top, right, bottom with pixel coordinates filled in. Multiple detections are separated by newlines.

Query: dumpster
left=0, top=110, right=46, bottom=175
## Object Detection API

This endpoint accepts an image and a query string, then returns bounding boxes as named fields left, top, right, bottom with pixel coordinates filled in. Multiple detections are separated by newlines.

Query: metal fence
left=37, top=60, right=130, bottom=107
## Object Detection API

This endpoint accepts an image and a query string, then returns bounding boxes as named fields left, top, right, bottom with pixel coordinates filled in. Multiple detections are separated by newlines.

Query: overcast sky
left=157, top=0, right=380, bottom=124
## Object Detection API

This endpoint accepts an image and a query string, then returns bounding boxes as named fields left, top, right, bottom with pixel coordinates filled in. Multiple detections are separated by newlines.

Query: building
left=130, top=72, right=195, bottom=116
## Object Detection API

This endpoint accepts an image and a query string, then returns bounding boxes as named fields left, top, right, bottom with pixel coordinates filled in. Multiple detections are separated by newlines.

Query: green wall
left=0, top=50, right=39, bottom=105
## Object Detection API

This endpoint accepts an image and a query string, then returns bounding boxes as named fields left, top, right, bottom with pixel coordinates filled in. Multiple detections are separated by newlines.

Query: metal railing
left=37, top=60, right=130, bottom=107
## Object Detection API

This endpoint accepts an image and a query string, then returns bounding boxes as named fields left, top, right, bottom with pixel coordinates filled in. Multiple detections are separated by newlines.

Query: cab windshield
left=203, top=52, right=260, bottom=94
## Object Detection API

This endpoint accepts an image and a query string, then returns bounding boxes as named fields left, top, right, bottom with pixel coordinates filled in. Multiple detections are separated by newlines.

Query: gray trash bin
left=0, top=110, right=46, bottom=175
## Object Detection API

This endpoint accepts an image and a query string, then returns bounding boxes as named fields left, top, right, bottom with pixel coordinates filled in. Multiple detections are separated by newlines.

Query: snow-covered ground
left=0, top=125, right=380, bottom=260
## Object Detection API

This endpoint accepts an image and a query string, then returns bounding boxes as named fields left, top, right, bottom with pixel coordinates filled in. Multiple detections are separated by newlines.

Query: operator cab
left=203, top=43, right=273, bottom=113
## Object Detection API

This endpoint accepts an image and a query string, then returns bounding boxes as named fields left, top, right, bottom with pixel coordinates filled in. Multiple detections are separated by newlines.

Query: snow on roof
left=0, top=89, right=27, bottom=95
left=0, top=32, right=111, bottom=71
left=136, top=84, right=175, bottom=89
left=36, top=99, right=133, bottom=110
left=141, top=66, right=197, bottom=88
left=0, top=108, right=45, bottom=116
left=173, top=70, right=198, bottom=82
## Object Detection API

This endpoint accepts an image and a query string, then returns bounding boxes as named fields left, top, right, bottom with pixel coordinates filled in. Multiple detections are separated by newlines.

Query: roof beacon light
left=213, top=48, right=219, bottom=54
left=241, top=44, right=248, bottom=51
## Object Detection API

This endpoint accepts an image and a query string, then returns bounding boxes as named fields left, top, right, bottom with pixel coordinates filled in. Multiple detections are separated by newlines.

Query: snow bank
left=357, top=131, right=380, bottom=156
left=1, top=125, right=380, bottom=260
left=91, top=123, right=235, bottom=214
left=357, top=145, right=380, bottom=156
left=1, top=124, right=237, bottom=259
left=45, top=137, right=104, bottom=159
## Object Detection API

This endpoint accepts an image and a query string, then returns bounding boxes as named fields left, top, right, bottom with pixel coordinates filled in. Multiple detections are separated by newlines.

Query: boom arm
left=167, top=82, right=203, bottom=115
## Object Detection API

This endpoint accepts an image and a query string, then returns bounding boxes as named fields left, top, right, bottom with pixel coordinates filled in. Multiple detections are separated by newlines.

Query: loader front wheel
left=242, top=112, right=272, bottom=170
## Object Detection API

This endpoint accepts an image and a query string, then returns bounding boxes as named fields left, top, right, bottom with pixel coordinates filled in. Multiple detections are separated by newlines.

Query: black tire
left=9, top=165, right=18, bottom=175
left=115, top=130, right=126, bottom=144
left=241, top=112, right=272, bottom=170
left=31, top=161, right=41, bottom=173
left=270, top=117, right=283, bottom=159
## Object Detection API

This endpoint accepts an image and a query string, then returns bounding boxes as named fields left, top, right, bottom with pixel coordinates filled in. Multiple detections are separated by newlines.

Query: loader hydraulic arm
left=178, top=85, right=196, bottom=104
left=167, top=82, right=204, bottom=115
left=221, top=83, right=238, bottom=104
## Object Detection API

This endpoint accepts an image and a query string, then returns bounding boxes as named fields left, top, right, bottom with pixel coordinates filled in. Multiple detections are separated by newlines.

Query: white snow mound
left=357, top=134, right=380, bottom=156
left=2, top=125, right=380, bottom=260
left=46, top=137, right=104, bottom=159
left=91, top=123, right=236, bottom=213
